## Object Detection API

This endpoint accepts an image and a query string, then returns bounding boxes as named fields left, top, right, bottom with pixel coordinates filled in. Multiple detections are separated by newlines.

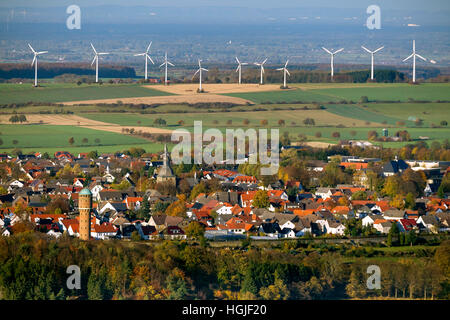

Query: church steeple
left=163, top=144, right=169, bottom=167
left=157, top=144, right=175, bottom=185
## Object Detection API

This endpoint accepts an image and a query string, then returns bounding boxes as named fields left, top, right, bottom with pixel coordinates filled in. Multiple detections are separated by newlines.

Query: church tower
left=79, top=188, right=92, bottom=240
left=156, top=144, right=176, bottom=186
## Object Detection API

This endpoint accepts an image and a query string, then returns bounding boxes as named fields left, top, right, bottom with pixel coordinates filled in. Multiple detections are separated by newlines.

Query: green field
left=325, top=104, right=416, bottom=126
left=77, top=111, right=450, bottom=147
left=224, top=88, right=335, bottom=103
left=309, top=83, right=450, bottom=102
left=225, top=83, right=450, bottom=104
left=0, top=124, right=164, bottom=153
left=0, top=82, right=449, bottom=153
left=0, top=83, right=171, bottom=104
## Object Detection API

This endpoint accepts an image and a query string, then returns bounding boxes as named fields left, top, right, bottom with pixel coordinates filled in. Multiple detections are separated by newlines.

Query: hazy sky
left=1, top=0, right=449, bottom=11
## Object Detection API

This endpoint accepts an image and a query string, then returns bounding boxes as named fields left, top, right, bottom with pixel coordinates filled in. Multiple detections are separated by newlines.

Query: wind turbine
left=322, top=47, right=344, bottom=80
left=28, top=44, right=47, bottom=87
left=90, top=43, right=109, bottom=83
left=403, top=40, right=426, bottom=83
left=159, top=52, right=174, bottom=85
left=235, top=57, right=248, bottom=84
left=134, top=42, right=154, bottom=80
left=192, top=59, right=208, bottom=92
left=254, top=58, right=268, bottom=85
left=361, top=45, right=384, bottom=81
left=277, top=60, right=290, bottom=88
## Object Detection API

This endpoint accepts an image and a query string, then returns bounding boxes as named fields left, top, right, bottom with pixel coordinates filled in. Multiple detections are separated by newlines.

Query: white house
left=91, top=223, right=117, bottom=240
left=416, top=215, right=440, bottom=233
left=90, top=184, right=104, bottom=200
left=324, top=220, right=346, bottom=235
left=9, top=180, right=24, bottom=188
left=315, top=188, right=334, bottom=199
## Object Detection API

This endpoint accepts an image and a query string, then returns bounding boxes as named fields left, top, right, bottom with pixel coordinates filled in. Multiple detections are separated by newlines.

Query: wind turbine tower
left=403, top=40, right=426, bottom=83
left=254, top=58, right=268, bottom=85
left=28, top=44, right=48, bottom=87
left=160, top=52, right=174, bottom=85
left=90, top=43, right=109, bottom=83
left=322, top=47, right=344, bottom=80
left=134, top=42, right=155, bottom=80
left=235, top=57, right=248, bottom=85
left=361, top=45, right=384, bottom=81
left=277, top=60, right=290, bottom=88
left=193, top=59, right=208, bottom=92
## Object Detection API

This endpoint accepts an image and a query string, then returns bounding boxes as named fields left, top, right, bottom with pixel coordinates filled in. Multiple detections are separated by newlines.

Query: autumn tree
left=253, top=190, right=269, bottom=208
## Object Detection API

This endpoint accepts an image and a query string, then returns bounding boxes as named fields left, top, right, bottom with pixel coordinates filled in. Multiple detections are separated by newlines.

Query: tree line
left=0, top=232, right=448, bottom=300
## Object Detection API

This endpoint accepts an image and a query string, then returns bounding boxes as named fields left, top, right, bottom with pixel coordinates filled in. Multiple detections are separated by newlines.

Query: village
left=0, top=145, right=449, bottom=243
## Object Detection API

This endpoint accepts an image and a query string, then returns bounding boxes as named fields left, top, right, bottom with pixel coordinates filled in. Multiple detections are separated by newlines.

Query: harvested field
left=62, top=94, right=252, bottom=106
left=0, top=114, right=173, bottom=136
left=145, top=83, right=282, bottom=94
left=0, top=114, right=107, bottom=126
left=304, top=141, right=336, bottom=148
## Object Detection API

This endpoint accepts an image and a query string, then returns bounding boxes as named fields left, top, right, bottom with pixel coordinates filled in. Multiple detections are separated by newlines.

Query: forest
left=0, top=63, right=136, bottom=80
left=0, top=231, right=448, bottom=300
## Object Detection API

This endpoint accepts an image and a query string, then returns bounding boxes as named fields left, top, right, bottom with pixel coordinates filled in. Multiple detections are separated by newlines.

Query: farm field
left=325, top=104, right=416, bottom=126
left=147, top=83, right=282, bottom=94
left=366, top=103, right=450, bottom=126
left=307, top=83, right=450, bottom=102
left=78, top=110, right=384, bottom=128
left=224, top=83, right=450, bottom=104
left=77, top=112, right=450, bottom=147
left=0, top=83, right=171, bottom=104
left=0, top=124, right=154, bottom=150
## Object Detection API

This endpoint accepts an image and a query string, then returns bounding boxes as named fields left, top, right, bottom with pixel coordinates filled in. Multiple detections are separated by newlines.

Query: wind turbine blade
left=262, top=58, right=268, bottom=64
left=146, top=42, right=152, bottom=53
left=98, top=52, right=109, bottom=55
left=28, top=43, right=36, bottom=53
left=334, top=48, right=344, bottom=54
left=235, top=57, right=240, bottom=64
left=147, top=55, right=154, bottom=64
left=361, top=46, right=372, bottom=53
left=322, top=47, right=332, bottom=55
left=373, top=46, right=384, bottom=53
left=91, top=56, right=97, bottom=66
left=135, top=53, right=145, bottom=56
left=403, top=54, right=414, bottom=62
left=159, top=63, right=165, bottom=68
left=254, top=62, right=260, bottom=66
left=31, top=56, right=36, bottom=66
left=285, top=60, right=289, bottom=67
left=167, top=61, right=174, bottom=67
left=193, top=69, right=200, bottom=77
left=90, top=43, right=97, bottom=54
left=37, top=51, right=48, bottom=55
left=261, top=66, right=265, bottom=73
left=276, top=68, right=284, bottom=71
left=235, top=66, right=240, bottom=72
left=242, top=63, right=248, bottom=65
left=416, top=54, right=426, bottom=61
left=286, top=69, right=291, bottom=76
left=202, top=68, right=208, bottom=72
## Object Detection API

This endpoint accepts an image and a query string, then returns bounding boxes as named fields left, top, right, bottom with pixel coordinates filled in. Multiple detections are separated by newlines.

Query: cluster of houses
left=0, top=150, right=449, bottom=241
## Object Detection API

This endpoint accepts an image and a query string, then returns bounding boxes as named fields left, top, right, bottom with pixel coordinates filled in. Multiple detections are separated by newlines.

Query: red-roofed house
left=397, top=219, right=418, bottom=233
